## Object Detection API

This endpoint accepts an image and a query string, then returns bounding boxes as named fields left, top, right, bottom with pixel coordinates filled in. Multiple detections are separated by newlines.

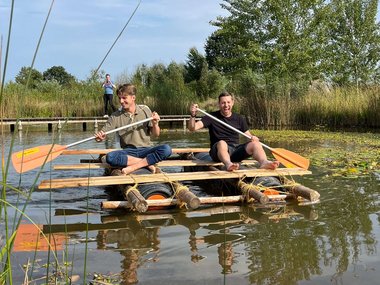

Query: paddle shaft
left=66, top=117, right=153, bottom=148
left=196, top=108, right=272, bottom=151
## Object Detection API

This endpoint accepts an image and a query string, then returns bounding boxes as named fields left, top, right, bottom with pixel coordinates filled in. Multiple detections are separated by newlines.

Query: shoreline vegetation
left=1, top=65, right=379, bottom=129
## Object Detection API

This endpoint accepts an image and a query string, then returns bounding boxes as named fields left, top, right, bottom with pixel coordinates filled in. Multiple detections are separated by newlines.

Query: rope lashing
left=173, top=181, right=190, bottom=209
left=125, top=183, right=139, bottom=196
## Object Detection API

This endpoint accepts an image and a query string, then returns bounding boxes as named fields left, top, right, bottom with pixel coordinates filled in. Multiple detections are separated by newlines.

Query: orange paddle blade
left=12, top=144, right=66, bottom=173
left=271, top=148, right=310, bottom=169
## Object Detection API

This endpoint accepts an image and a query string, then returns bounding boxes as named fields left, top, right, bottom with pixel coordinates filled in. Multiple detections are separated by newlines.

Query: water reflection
left=35, top=203, right=319, bottom=284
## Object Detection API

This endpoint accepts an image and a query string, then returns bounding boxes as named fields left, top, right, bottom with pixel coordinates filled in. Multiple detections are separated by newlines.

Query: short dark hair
left=218, top=91, right=234, bottom=102
left=117, top=84, right=136, bottom=96
left=106, top=73, right=110, bottom=77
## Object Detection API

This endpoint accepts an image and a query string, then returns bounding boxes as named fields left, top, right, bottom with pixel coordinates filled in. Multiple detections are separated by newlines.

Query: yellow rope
left=150, top=170, right=186, bottom=207
left=173, top=182, right=189, bottom=196
left=250, top=176, right=289, bottom=194
left=125, top=183, right=139, bottom=196
left=280, top=175, right=300, bottom=194
left=173, top=181, right=190, bottom=209
left=237, top=179, right=257, bottom=203
left=123, top=183, right=140, bottom=212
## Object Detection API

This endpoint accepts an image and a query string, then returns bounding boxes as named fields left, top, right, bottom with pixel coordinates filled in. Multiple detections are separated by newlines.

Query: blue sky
left=0, top=0, right=227, bottom=82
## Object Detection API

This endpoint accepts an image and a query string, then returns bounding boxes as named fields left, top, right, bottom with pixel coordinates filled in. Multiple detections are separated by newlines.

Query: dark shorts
left=209, top=142, right=250, bottom=162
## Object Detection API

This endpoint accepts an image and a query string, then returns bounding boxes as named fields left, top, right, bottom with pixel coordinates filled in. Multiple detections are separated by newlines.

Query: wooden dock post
left=17, top=121, right=22, bottom=131
left=183, top=118, right=186, bottom=132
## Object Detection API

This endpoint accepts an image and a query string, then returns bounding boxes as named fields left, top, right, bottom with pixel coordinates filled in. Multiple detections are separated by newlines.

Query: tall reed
left=1, top=80, right=379, bottom=129
left=2, top=82, right=104, bottom=117
left=294, top=86, right=380, bottom=128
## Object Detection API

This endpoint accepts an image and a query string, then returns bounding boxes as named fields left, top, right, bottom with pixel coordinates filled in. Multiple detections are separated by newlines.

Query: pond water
left=1, top=126, right=380, bottom=284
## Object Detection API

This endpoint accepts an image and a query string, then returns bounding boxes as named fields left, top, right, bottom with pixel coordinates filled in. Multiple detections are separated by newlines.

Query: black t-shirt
left=201, top=111, right=249, bottom=148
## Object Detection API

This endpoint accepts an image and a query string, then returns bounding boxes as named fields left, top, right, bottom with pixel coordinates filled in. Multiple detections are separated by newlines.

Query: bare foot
left=226, top=162, right=239, bottom=171
left=147, top=165, right=156, bottom=173
left=259, top=160, right=280, bottom=170
left=147, top=165, right=161, bottom=174
left=100, top=155, right=108, bottom=164
left=121, top=166, right=134, bottom=175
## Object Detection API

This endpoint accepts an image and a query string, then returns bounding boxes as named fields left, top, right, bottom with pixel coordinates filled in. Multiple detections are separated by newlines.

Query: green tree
left=184, top=47, right=227, bottom=99
left=145, top=63, right=166, bottom=87
left=131, top=64, right=149, bottom=87
left=324, top=0, right=380, bottom=86
left=15, top=66, right=43, bottom=88
left=184, top=47, right=208, bottom=83
left=205, top=21, right=252, bottom=74
left=86, top=68, right=106, bottom=83
left=43, top=66, right=76, bottom=86
left=196, top=66, right=227, bottom=99
left=205, top=0, right=329, bottom=84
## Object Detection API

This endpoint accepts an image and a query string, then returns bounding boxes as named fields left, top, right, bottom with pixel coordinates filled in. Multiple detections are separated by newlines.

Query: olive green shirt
left=101, top=104, right=153, bottom=148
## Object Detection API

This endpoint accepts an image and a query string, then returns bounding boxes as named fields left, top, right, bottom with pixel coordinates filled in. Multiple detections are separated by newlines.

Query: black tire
left=138, top=183, right=174, bottom=199
left=131, top=167, right=174, bottom=199
left=251, top=176, right=284, bottom=191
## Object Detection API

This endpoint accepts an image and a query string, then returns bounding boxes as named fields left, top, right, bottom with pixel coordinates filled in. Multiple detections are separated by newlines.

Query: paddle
left=12, top=117, right=153, bottom=173
left=196, top=108, right=310, bottom=169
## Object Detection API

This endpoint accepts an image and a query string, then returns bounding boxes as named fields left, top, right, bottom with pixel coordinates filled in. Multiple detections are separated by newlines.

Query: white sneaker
left=103, top=114, right=109, bottom=118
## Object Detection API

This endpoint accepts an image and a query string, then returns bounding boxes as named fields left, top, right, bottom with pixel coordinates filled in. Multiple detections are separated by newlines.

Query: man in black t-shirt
left=188, top=91, right=279, bottom=171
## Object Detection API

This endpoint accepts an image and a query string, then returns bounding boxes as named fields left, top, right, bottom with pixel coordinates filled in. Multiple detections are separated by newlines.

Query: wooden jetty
left=37, top=148, right=320, bottom=212
left=1, top=115, right=200, bottom=132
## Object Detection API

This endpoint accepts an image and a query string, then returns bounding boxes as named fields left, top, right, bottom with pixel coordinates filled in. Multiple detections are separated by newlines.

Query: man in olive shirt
left=95, top=84, right=172, bottom=174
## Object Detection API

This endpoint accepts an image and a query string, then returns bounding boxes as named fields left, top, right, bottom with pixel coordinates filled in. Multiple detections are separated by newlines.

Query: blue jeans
left=105, top=144, right=172, bottom=167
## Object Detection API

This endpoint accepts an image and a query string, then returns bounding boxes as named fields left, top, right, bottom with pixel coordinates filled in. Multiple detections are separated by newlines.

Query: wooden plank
left=53, top=159, right=258, bottom=170
left=101, top=195, right=288, bottom=209
left=61, top=148, right=210, bottom=155
left=38, top=168, right=312, bottom=189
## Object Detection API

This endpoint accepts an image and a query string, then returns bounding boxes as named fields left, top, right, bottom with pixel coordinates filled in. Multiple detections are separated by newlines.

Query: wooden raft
left=53, top=159, right=258, bottom=170
left=61, top=148, right=210, bottom=155
left=38, top=167, right=311, bottom=190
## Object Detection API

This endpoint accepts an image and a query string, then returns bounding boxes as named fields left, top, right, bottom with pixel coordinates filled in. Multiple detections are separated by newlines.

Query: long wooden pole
left=101, top=194, right=288, bottom=209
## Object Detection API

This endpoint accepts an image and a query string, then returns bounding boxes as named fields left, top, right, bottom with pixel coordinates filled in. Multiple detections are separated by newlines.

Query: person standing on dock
left=188, top=91, right=279, bottom=171
left=95, top=83, right=172, bottom=175
left=102, top=73, right=116, bottom=117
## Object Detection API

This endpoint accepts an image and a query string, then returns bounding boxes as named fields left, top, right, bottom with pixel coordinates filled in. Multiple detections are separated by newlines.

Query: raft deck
left=61, top=148, right=210, bottom=155
left=36, top=148, right=319, bottom=211
left=53, top=159, right=259, bottom=170
left=38, top=167, right=311, bottom=189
